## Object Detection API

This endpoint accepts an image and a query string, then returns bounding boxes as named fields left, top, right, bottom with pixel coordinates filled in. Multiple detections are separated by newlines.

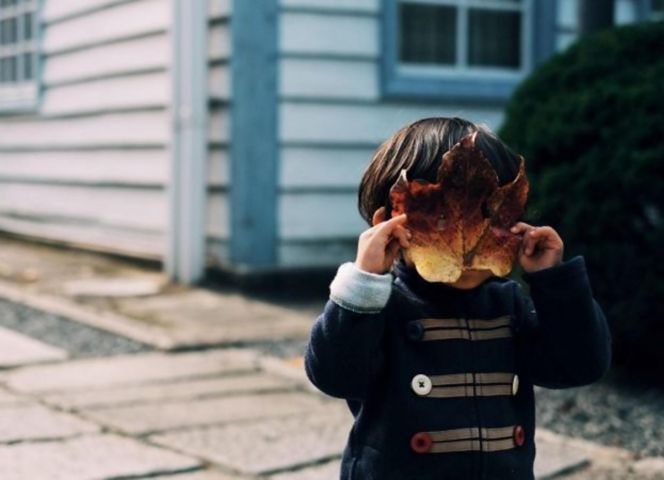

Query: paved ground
left=0, top=334, right=613, bottom=480
left=0, top=236, right=661, bottom=479
left=0, top=237, right=319, bottom=350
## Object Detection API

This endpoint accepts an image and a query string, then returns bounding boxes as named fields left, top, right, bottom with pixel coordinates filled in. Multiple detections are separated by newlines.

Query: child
left=304, top=117, right=611, bottom=480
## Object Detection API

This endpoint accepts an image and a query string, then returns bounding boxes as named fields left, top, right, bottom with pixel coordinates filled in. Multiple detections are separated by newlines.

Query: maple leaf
left=389, top=132, right=529, bottom=283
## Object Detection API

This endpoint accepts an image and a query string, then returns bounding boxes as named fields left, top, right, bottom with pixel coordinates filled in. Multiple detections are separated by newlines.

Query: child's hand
left=355, top=207, right=411, bottom=274
left=510, top=222, right=564, bottom=273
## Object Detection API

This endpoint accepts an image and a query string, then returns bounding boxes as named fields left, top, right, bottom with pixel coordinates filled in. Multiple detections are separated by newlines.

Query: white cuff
left=329, top=262, right=393, bottom=314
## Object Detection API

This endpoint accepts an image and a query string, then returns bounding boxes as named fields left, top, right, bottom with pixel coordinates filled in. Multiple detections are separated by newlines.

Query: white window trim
left=397, top=0, right=533, bottom=82
left=0, top=0, right=41, bottom=114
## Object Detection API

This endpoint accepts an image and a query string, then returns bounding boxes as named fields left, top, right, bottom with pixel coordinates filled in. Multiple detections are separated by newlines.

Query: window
left=382, top=0, right=555, bottom=103
left=651, top=0, right=664, bottom=20
left=0, top=0, right=40, bottom=112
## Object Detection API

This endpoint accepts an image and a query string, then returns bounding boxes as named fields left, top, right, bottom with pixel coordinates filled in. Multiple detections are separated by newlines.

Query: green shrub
left=499, top=22, right=664, bottom=375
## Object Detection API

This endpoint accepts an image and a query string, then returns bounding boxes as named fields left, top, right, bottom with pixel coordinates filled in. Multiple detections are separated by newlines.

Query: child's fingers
left=385, top=238, right=401, bottom=262
left=391, top=225, right=411, bottom=248
left=385, top=235, right=409, bottom=266
left=523, top=232, right=540, bottom=256
left=374, top=213, right=408, bottom=238
left=510, top=222, right=532, bottom=235
left=524, top=227, right=555, bottom=255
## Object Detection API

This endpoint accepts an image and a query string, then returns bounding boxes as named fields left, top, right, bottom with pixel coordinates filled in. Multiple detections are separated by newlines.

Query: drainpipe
left=167, top=0, right=208, bottom=284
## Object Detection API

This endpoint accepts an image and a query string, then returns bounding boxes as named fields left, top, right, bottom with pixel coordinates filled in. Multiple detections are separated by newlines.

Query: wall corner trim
left=230, top=0, right=280, bottom=269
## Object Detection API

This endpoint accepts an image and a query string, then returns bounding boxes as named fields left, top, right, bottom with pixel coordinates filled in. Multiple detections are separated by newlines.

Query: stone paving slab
left=0, top=237, right=317, bottom=350
left=82, top=392, right=330, bottom=435
left=0, top=404, right=99, bottom=443
left=152, top=469, right=251, bottom=480
left=2, top=349, right=258, bottom=393
left=0, top=388, right=29, bottom=407
left=534, top=429, right=628, bottom=479
left=632, top=457, right=664, bottom=478
left=151, top=406, right=352, bottom=475
left=64, top=277, right=163, bottom=298
left=0, top=433, right=201, bottom=480
left=269, top=460, right=342, bottom=480
left=0, top=326, right=67, bottom=367
left=535, top=435, right=589, bottom=478
left=113, top=289, right=312, bottom=347
left=41, top=372, right=296, bottom=410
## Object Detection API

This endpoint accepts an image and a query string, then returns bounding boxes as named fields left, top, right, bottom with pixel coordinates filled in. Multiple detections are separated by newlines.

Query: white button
left=411, top=374, right=432, bottom=396
left=512, top=374, right=520, bottom=396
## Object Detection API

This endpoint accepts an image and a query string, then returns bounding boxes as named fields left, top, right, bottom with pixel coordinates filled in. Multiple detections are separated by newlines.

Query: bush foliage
left=499, top=22, right=664, bottom=373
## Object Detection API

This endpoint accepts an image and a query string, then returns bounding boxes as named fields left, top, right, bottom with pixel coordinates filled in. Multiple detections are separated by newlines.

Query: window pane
left=1, top=17, right=18, bottom=45
left=652, top=0, right=664, bottom=18
left=23, top=51, right=32, bottom=79
left=399, top=3, right=456, bottom=65
left=468, top=9, right=521, bottom=68
left=0, top=56, right=17, bottom=82
left=23, top=12, right=33, bottom=40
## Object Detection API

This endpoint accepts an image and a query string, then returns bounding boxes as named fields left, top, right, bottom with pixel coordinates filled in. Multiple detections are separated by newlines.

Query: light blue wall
left=229, top=0, right=279, bottom=270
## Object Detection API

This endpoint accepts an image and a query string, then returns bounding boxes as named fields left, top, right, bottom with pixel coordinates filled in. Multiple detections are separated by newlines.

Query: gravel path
left=0, top=298, right=151, bottom=357
left=536, top=373, right=664, bottom=458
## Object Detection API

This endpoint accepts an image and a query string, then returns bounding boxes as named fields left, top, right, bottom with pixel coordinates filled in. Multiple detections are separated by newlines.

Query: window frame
left=648, top=0, right=664, bottom=20
left=381, top=0, right=557, bottom=104
left=0, top=0, right=42, bottom=114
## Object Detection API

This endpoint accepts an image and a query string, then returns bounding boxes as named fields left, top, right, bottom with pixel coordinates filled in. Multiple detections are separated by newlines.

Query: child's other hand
left=355, top=207, right=411, bottom=274
left=510, top=222, right=564, bottom=273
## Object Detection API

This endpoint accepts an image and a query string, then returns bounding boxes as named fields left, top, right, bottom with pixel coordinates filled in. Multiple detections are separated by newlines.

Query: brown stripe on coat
left=427, top=384, right=514, bottom=398
left=418, top=315, right=511, bottom=330
left=428, top=426, right=515, bottom=442
left=468, top=315, right=512, bottom=329
left=422, top=326, right=512, bottom=341
left=428, top=372, right=514, bottom=385
left=422, top=426, right=517, bottom=453
left=428, top=437, right=515, bottom=453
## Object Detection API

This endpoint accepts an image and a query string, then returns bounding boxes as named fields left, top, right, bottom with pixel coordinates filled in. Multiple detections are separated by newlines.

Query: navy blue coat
left=304, top=256, right=611, bottom=480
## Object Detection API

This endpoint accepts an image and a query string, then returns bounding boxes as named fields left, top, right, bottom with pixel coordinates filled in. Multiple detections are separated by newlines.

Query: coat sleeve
left=512, top=255, right=612, bottom=389
left=304, top=262, right=392, bottom=400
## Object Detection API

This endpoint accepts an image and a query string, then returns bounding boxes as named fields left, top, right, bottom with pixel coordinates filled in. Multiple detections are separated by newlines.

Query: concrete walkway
left=0, top=236, right=660, bottom=479
left=0, top=237, right=318, bottom=350
left=0, top=343, right=612, bottom=480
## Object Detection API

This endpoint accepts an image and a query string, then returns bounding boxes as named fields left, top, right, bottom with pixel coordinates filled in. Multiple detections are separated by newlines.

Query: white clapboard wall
left=0, top=0, right=638, bottom=270
left=0, top=0, right=229, bottom=262
left=276, top=0, right=504, bottom=268
left=205, top=0, right=231, bottom=268
left=274, top=0, right=640, bottom=269
left=0, top=0, right=171, bottom=258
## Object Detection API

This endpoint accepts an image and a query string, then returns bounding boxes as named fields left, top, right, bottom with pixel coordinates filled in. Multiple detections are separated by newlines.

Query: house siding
left=275, top=0, right=640, bottom=270
left=0, top=0, right=230, bottom=263
left=276, top=0, right=505, bottom=268
left=0, top=0, right=171, bottom=258
left=205, top=0, right=231, bottom=268
left=0, top=0, right=644, bottom=276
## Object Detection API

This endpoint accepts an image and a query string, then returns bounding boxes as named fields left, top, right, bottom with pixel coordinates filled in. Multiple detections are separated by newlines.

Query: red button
left=410, top=432, right=433, bottom=453
left=513, top=425, right=525, bottom=447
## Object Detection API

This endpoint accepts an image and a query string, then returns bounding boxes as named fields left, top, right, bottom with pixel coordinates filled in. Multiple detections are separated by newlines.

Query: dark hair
left=358, top=117, right=523, bottom=225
